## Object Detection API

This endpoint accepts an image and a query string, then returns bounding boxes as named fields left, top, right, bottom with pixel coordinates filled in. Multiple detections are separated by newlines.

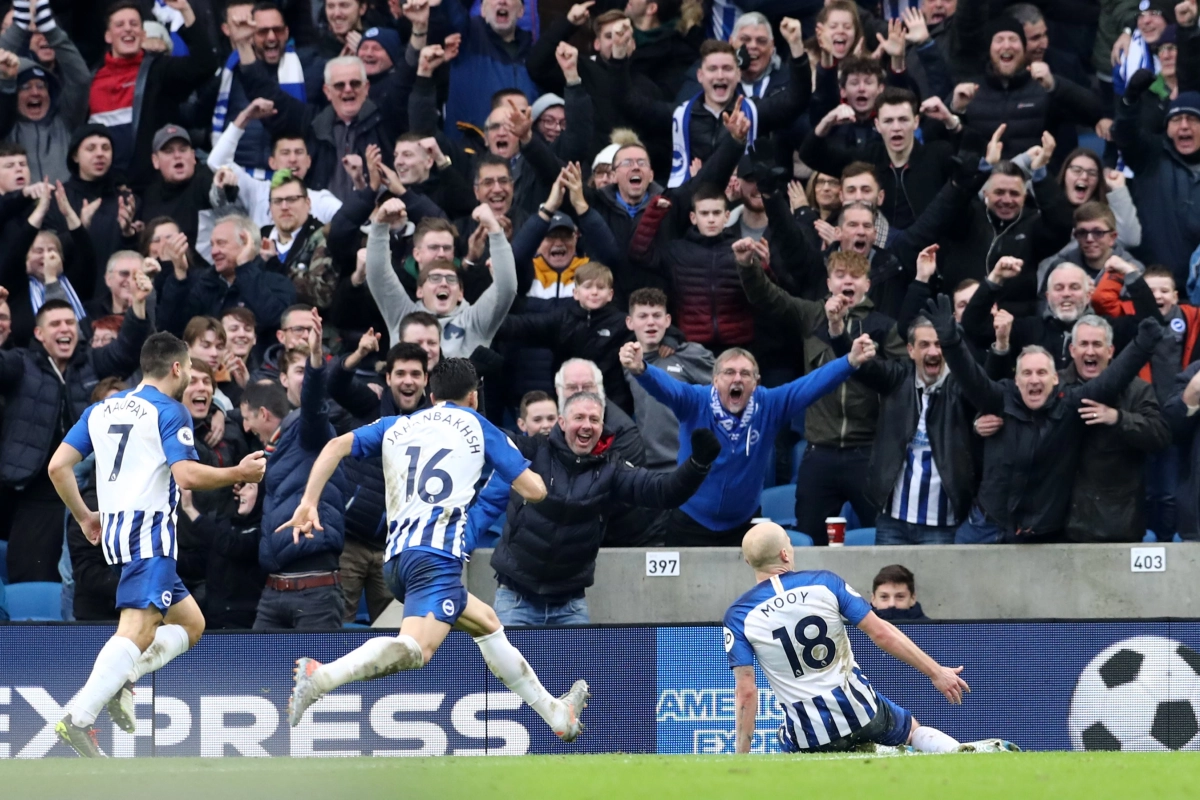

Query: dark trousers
left=794, top=445, right=877, bottom=546
left=665, top=509, right=754, bottom=547
left=1145, top=446, right=1180, bottom=540
left=7, top=475, right=66, bottom=583
left=252, top=583, right=345, bottom=630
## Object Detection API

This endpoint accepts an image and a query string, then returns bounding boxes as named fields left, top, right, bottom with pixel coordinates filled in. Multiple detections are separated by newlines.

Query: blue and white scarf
left=1113, top=29, right=1159, bottom=95
left=153, top=0, right=190, bottom=56
left=29, top=275, right=86, bottom=319
left=710, top=385, right=757, bottom=451
left=669, top=93, right=759, bottom=188
left=212, top=44, right=306, bottom=177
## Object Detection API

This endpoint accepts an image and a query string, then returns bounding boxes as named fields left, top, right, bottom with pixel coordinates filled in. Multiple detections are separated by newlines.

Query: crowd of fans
left=0, top=0, right=1199, bottom=627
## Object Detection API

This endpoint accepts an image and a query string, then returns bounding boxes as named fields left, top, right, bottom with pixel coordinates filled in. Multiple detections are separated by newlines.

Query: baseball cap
left=547, top=211, right=576, bottom=233
left=152, top=124, right=191, bottom=152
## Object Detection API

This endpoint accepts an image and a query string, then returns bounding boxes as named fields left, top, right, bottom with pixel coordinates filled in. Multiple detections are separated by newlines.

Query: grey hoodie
left=0, top=25, right=91, bottom=184
left=365, top=221, right=518, bottom=357
left=625, top=341, right=714, bottom=471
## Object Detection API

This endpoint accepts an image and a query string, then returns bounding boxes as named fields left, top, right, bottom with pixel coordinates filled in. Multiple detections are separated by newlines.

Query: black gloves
left=1135, top=316, right=1165, bottom=349
left=923, top=294, right=961, bottom=348
left=689, top=428, right=721, bottom=468
left=755, top=166, right=790, bottom=198
left=950, top=151, right=982, bottom=190
left=1123, top=69, right=1156, bottom=106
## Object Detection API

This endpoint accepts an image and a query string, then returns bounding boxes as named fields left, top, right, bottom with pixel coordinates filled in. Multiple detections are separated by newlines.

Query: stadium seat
left=845, top=528, right=876, bottom=546
left=760, top=484, right=797, bottom=528
left=787, top=530, right=813, bottom=547
left=5, top=582, right=64, bottom=621
left=355, top=593, right=370, bottom=625
left=763, top=445, right=777, bottom=488
left=840, top=502, right=862, bottom=531
left=790, top=440, right=806, bottom=483
left=1145, top=530, right=1158, bottom=543
left=0, top=539, right=7, bottom=584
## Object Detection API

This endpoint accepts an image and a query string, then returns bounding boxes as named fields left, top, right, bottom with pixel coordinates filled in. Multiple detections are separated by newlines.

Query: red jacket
left=1092, top=270, right=1200, bottom=382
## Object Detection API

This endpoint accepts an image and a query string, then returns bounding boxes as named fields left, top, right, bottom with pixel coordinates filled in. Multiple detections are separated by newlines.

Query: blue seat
left=0, top=539, right=7, bottom=583
left=1145, top=530, right=1158, bottom=543
left=787, top=531, right=814, bottom=547
left=840, top=502, right=862, bottom=531
left=763, top=445, right=777, bottom=488
left=760, top=484, right=797, bottom=528
left=845, top=528, right=876, bottom=546
left=790, top=440, right=807, bottom=483
left=355, top=592, right=370, bottom=624
left=5, top=582, right=63, bottom=621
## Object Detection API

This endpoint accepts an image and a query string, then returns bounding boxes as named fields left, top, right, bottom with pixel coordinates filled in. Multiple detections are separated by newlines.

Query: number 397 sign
left=646, top=551, right=680, bottom=577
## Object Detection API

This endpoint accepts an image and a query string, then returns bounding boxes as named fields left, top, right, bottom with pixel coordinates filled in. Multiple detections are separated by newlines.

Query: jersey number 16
left=771, top=615, right=837, bottom=678
left=402, top=446, right=455, bottom=503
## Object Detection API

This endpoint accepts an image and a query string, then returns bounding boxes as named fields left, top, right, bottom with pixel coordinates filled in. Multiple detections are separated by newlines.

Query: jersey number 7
left=108, top=424, right=134, bottom=482
left=771, top=616, right=838, bottom=678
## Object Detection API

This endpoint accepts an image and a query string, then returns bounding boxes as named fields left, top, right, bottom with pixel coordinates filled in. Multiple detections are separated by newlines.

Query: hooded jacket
left=627, top=341, right=714, bottom=471
left=490, top=424, right=710, bottom=597
left=0, top=23, right=91, bottom=184
left=737, top=260, right=908, bottom=448
left=64, top=123, right=135, bottom=284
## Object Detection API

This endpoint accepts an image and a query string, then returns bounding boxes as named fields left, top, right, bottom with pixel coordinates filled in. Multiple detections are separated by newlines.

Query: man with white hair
left=242, top=54, right=394, bottom=201
left=681, top=12, right=791, bottom=102
left=555, top=358, right=645, bottom=466
left=928, top=294, right=1163, bottom=543
left=163, top=214, right=297, bottom=334
left=962, top=257, right=1141, bottom=372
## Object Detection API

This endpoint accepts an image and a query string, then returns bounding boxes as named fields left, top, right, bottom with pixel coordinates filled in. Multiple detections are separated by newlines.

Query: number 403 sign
left=1131, top=546, right=1166, bottom=573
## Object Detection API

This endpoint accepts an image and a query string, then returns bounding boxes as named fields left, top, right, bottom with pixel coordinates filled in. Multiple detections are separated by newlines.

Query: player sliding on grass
left=726, top=522, right=1019, bottom=754
left=277, top=358, right=590, bottom=740
left=48, top=332, right=267, bottom=757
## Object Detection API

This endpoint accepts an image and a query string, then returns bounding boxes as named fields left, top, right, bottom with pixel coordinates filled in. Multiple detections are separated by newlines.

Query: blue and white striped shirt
left=889, top=371, right=955, bottom=527
left=350, top=402, right=530, bottom=563
left=725, top=571, right=878, bottom=751
left=62, top=386, right=198, bottom=565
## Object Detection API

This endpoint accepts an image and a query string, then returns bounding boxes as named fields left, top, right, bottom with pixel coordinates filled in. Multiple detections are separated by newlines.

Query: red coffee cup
left=826, top=516, right=846, bottom=547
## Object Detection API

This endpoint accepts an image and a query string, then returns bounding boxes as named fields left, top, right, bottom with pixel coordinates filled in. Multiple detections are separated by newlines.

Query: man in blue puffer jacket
left=620, top=333, right=877, bottom=546
left=240, top=310, right=347, bottom=630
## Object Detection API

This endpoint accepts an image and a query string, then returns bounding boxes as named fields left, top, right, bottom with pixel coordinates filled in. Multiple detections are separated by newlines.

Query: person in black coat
left=179, top=480, right=266, bottom=629
left=870, top=564, right=931, bottom=622
left=489, top=392, right=719, bottom=625
left=1165, top=361, right=1200, bottom=541
left=927, top=294, right=1163, bottom=543
left=843, top=312, right=977, bottom=546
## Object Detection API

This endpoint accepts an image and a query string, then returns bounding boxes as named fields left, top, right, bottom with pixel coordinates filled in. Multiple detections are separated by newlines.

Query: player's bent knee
left=907, top=716, right=920, bottom=744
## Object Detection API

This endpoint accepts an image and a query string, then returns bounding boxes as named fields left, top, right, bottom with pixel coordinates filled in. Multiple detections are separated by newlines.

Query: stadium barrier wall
left=3, top=621, right=1199, bottom=757
left=447, top=544, right=1200, bottom=623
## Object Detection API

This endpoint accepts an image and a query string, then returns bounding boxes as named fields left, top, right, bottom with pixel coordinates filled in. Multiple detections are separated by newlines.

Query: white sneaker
left=106, top=682, right=136, bottom=734
left=288, top=657, right=325, bottom=728
left=553, top=680, right=590, bottom=743
left=958, top=738, right=1020, bottom=752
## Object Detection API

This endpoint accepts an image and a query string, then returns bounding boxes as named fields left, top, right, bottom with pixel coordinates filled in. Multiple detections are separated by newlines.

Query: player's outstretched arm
left=510, top=467, right=548, bottom=503
left=858, top=612, right=970, bottom=704
left=171, top=450, right=267, bottom=491
left=47, top=443, right=101, bottom=544
left=275, top=432, right=355, bottom=543
left=733, top=666, right=757, bottom=754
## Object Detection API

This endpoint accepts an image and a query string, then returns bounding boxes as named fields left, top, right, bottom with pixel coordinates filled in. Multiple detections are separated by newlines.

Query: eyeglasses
left=476, top=176, right=511, bottom=188
left=563, top=382, right=598, bottom=394
left=330, top=80, right=364, bottom=92
left=1073, top=228, right=1113, bottom=240
left=718, top=368, right=756, bottom=379
left=1066, top=165, right=1099, bottom=179
left=484, top=122, right=508, bottom=133
left=255, top=25, right=287, bottom=36
left=425, top=273, right=460, bottom=285
left=616, top=158, right=649, bottom=169
left=539, top=117, right=566, bottom=131
left=814, top=177, right=840, bottom=187
left=419, top=243, right=455, bottom=253
left=270, top=194, right=306, bottom=206
left=281, top=325, right=314, bottom=335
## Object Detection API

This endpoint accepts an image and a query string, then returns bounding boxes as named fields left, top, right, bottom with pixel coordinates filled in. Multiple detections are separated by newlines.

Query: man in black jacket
left=847, top=313, right=976, bottom=545
left=326, top=338, right=430, bottom=623
left=1058, top=315, right=1170, bottom=543
left=1166, top=362, right=1200, bottom=541
left=927, top=294, right=1162, bottom=543
left=0, top=287, right=151, bottom=582
left=490, top=392, right=718, bottom=625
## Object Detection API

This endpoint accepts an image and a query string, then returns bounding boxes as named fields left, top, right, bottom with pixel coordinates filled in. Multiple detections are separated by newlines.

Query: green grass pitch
left=5, top=752, right=1200, bottom=800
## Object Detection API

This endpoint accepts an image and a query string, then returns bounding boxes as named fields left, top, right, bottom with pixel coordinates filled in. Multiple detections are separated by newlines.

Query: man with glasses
left=242, top=54, right=394, bottom=202
left=1038, top=202, right=1144, bottom=291
left=621, top=335, right=877, bottom=546
left=261, top=171, right=336, bottom=311
left=253, top=303, right=329, bottom=383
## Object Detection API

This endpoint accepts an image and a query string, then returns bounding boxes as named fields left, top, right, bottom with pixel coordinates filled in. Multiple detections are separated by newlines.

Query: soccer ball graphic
left=1069, top=636, right=1200, bottom=751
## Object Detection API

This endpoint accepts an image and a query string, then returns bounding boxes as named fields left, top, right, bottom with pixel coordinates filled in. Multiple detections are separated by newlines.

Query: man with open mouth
left=737, top=240, right=906, bottom=546
left=949, top=14, right=1104, bottom=160
left=931, top=294, right=1164, bottom=544
left=622, top=311, right=877, bottom=547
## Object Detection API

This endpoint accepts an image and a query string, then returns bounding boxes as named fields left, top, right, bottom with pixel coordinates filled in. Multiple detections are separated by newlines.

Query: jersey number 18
left=771, top=615, right=837, bottom=678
